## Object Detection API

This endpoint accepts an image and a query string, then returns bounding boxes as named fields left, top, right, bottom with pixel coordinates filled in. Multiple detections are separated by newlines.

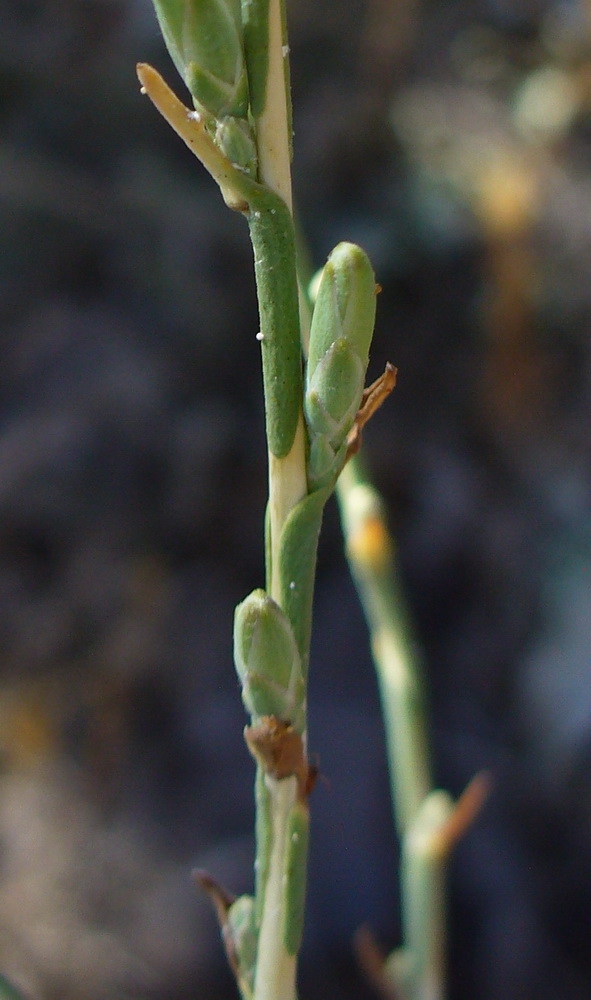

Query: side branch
left=136, top=63, right=249, bottom=210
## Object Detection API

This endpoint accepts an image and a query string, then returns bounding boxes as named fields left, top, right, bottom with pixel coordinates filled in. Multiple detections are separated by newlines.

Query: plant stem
left=253, top=0, right=307, bottom=593
left=248, top=3, right=307, bottom=998
left=252, top=776, right=299, bottom=1000
left=336, top=460, right=432, bottom=836
left=254, top=0, right=293, bottom=212
left=337, top=460, right=456, bottom=1000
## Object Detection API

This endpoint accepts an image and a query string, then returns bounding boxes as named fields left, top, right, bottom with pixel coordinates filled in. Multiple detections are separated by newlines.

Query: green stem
left=337, top=461, right=454, bottom=1000
left=248, top=3, right=308, bottom=999
left=385, top=791, right=454, bottom=1000
left=139, top=32, right=310, bottom=999
left=252, top=0, right=293, bottom=211
left=336, top=460, right=432, bottom=835
left=252, top=776, right=299, bottom=1000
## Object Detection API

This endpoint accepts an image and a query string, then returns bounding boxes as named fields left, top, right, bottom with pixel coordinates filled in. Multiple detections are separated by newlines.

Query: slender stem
left=337, top=461, right=452, bottom=1000
left=253, top=776, right=299, bottom=1000
left=336, top=458, right=432, bottom=831
left=392, top=792, right=452, bottom=1000
left=337, top=460, right=432, bottom=835
left=254, top=0, right=293, bottom=211
left=254, top=0, right=307, bottom=584
left=250, top=3, right=308, bottom=999
left=139, top=11, right=453, bottom=1000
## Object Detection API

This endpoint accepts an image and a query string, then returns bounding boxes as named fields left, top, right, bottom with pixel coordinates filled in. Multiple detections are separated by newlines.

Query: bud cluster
left=151, top=0, right=257, bottom=175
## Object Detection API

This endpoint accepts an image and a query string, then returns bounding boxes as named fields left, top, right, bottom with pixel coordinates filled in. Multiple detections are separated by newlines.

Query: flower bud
left=305, top=338, right=365, bottom=443
left=307, top=242, right=376, bottom=382
left=234, top=589, right=305, bottom=732
left=151, top=0, right=249, bottom=117
left=215, top=116, right=257, bottom=177
left=304, top=242, right=377, bottom=490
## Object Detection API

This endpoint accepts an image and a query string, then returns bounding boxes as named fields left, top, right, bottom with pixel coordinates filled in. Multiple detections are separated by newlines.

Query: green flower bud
left=305, top=338, right=365, bottom=444
left=307, top=242, right=376, bottom=381
left=215, top=116, right=258, bottom=177
left=304, top=242, right=377, bottom=490
left=234, top=589, right=305, bottom=732
left=151, top=0, right=249, bottom=117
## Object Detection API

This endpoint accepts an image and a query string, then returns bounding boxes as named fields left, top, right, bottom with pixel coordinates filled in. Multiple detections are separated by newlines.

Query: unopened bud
left=305, top=242, right=377, bottom=490
left=234, top=589, right=305, bottom=732
left=215, top=116, right=257, bottom=177
left=307, top=242, right=376, bottom=380
left=151, top=0, right=249, bottom=117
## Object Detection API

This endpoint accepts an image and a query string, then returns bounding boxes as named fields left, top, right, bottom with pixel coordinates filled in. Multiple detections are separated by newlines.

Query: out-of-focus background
left=2, top=0, right=591, bottom=997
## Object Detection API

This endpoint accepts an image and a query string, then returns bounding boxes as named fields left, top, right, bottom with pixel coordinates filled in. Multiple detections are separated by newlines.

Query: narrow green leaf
left=254, top=766, right=272, bottom=925
left=305, top=338, right=365, bottom=443
left=282, top=800, right=309, bottom=955
left=248, top=190, right=302, bottom=458
left=241, top=0, right=270, bottom=118
left=278, top=486, right=331, bottom=676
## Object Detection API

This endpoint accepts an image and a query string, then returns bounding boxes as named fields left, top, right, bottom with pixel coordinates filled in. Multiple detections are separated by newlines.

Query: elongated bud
left=150, top=0, right=249, bottom=118
left=305, top=242, right=377, bottom=490
left=307, top=242, right=376, bottom=377
left=234, top=589, right=305, bottom=732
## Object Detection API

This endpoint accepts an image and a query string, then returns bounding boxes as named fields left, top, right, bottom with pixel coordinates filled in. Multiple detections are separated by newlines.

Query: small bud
left=304, top=243, right=377, bottom=490
left=234, top=589, right=305, bottom=732
left=215, top=116, right=257, bottom=177
left=151, top=0, right=249, bottom=118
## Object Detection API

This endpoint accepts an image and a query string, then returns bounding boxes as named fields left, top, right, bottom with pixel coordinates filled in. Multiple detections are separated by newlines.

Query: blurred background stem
left=337, top=460, right=432, bottom=838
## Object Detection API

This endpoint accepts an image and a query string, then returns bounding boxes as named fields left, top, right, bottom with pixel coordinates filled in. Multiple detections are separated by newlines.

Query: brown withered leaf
left=244, top=716, right=312, bottom=800
left=346, top=362, right=397, bottom=461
